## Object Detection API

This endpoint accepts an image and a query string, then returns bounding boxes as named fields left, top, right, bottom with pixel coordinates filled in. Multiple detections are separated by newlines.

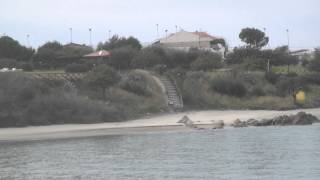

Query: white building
left=153, top=30, right=225, bottom=53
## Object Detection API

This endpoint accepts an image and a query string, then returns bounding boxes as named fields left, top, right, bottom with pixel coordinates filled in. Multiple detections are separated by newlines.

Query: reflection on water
left=1, top=125, right=320, bottom=180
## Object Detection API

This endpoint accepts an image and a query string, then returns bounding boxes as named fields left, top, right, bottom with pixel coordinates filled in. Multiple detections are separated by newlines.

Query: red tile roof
left=83, top=50, right=110, bottom=58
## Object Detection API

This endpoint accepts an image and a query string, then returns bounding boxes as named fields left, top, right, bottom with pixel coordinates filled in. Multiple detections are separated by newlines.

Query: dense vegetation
left=0, top=28, right=320, bottom=127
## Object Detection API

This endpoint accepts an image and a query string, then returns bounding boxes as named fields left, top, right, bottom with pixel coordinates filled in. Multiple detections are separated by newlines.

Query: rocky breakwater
left=232, top=112, right=320, bottom=128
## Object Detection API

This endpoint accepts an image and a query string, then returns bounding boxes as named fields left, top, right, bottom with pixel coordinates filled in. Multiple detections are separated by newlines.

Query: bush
left=241, top=57, right=266, bottom=71
left=21, top=63, right=34, bottom=71
left=0, top=73, right=123, bottom=127
left=302, top=73, right=320, bottom=85
left=109, top=46, right=138, bottom=70
left=210, top=77, right=247, bottom=97
left=191, top=53, right=223, bottom=71
left=131, top=47, right=163, bottom=68
left=65, top=63, right=90, bottom=73
left=265, top=72, right=279, bottom=84
left=251, top=87, right=266, bottom=96
left=275, top=77, right=306, bottom=97
left=120, top=72, right=152, bottom=97
left=0, top=58, right=18, bottom=69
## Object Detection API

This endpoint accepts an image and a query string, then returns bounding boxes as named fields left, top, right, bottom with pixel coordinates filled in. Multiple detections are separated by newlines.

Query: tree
left=33, top=41, right=64, bottom=69
left=109, top=46, right=138, bottom=70
left=210, top=38, right=228, bottom=57
left=0, top=36, right=34, bottom=61
left=85, top=65, right=121, bottom=99
left=131, top=47, right=162, bottom=69
left=62, top=43, right=93, bottom=58
left=271, top=46, right=298, bottom=73
left=308, top=48, right=320, bottom=72
left=239, top=28, right=269, bottom=49
left=97, top=35, right=142, bottom=50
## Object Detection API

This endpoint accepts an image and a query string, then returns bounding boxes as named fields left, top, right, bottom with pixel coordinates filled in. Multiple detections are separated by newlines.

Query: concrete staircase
left=159, top=76, right=183, bottom=110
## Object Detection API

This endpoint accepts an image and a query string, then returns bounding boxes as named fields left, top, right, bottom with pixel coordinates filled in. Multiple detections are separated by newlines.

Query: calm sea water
left=1, top=125, right=320, bottom=180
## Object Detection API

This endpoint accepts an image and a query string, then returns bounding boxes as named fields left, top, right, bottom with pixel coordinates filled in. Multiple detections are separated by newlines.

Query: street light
left=89, top=28, right=92, bottom=46
left=156, top=24, right=159, bottom=39
left=165, top=29, right=168, bottom=39
left=69, top=28, right=73, bottom=43
left=26, top=34, right=30, bottom=47
left=286, top=29, right=290, bottom=49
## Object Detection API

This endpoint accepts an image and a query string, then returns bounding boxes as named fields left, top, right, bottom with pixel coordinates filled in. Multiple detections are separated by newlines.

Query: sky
left=0, top=0, right=319, bottom=49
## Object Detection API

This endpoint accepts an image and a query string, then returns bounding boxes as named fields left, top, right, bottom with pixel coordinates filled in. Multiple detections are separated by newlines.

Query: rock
left=211, top=120, right=224, bottom=129
left=246, top=119, right=259, bottom=126
left=177, top=115, right=197, bottom=128
left=273, top=115, right=292, bottom=126
left=232, top=119, right=247, bottom=128
left=256, top=119, right=273, bottom=126
left=247, top=111, right=319, bottom=127
left=292, top=111, right=318, bottom=125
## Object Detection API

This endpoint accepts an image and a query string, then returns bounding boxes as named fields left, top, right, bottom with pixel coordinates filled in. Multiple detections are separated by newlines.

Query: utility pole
left=175, top=25, right=178, bottom=33
left=108, top=30, right=111, bottom=40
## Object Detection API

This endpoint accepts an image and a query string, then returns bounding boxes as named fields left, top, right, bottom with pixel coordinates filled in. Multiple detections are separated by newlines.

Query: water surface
left=1, top=125, right=320, bottom=180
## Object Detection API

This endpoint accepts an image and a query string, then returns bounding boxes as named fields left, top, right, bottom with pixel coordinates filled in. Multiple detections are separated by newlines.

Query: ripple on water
left=1, top=125, right=320, bottom=180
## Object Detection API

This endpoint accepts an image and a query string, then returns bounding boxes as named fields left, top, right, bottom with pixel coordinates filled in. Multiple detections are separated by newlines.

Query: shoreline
left=1, top=108, right=320, bottom=142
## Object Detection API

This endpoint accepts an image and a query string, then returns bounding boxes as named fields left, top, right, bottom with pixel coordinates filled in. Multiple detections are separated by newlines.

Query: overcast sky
left=0, top=0, right=319, bottom=49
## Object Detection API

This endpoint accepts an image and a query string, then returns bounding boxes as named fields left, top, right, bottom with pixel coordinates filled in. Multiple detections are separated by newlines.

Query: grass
left=271, top=65, right=310, bottom=75
left=25, top=69, right=66, bottom=74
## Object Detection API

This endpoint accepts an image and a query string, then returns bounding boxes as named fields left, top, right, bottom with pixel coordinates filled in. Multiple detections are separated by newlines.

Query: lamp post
left=286, top=29, right=290, bottom=73
left=69, top=28, right=73, bottom=43
left=156, top=24, right=159, bottom=39
left=89, top=28, right=92, bottom=46
left=165, top=29, right=168, bottom=39
left=286, top=29, right=290, bottom=49
left=26, top=34, right=30, bottom=47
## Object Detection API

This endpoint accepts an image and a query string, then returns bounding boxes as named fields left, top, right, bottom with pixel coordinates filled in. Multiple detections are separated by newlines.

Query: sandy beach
left=1, top=108, right=320, bottom=141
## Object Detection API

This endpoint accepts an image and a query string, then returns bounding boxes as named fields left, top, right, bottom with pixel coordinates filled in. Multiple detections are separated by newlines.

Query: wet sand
left=1, top=108, right=320, bottom=141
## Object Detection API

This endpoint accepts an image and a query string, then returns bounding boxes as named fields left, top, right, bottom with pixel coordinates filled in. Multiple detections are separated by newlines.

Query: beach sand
left=1, top=108, right=320, bottom=141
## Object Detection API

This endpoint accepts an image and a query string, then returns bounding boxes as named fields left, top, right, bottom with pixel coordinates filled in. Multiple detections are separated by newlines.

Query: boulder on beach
left=292, top=111, right=319, bottom=125
left=232, top=119, right=247, bottom=128
left=211, top=120, right=224, bottom=129
left=242, top=111, right=319, bottom=127
left=177, top=115, right=197, bottom=128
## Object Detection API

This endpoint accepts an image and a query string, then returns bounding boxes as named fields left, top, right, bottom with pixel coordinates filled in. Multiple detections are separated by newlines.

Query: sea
left=1, top=125, right=320, bottom=180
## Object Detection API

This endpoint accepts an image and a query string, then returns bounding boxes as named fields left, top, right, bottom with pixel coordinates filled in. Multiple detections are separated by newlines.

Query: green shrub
left=65, top=63, right=90, bottom=73
left=21, top=63, right=34, bottom=71
left=0, top=58, right=18, bottom=68
left=302, top=73, right=320, bottom=85
left=241, top=57, right=266, bottom=71
left=120, top=72, right=152, bottom=97
left=0, top=73, right=123, bottom=127
left=251, top=86, right=266, bottom=96
left=275, top=77, right=306, bottom=97
left=191, top=53, right=222, bottom=71
left=210, top=77, right=247, bottom=97
left=265, top=71, right=279, bottom=84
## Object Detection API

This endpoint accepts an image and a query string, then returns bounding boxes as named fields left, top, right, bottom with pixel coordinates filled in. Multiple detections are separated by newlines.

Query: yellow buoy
left=295, top=90, right=305, bottom=103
